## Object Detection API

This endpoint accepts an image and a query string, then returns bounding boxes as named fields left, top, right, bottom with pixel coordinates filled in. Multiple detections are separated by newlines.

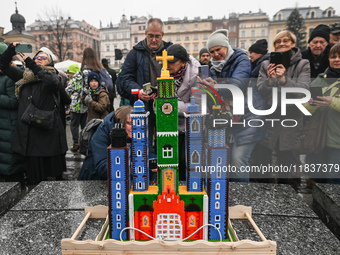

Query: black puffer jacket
left=0, top=45, right=67, bottom=156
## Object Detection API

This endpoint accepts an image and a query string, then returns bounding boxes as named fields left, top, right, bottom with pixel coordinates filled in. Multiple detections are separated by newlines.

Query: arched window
left=137, top=150, right=142, bottom=156
left=191, top=119, right=200, bottom=133
left=310, top=11, right=315, bottom=19
left=193, top=182, right=198, bottom=189
left=116, top=214, right=121, bottom=221
left=278, top=13, right=282, bottom=21
left=215, top=202, right=220, bottom=209
left=116, top=201, right=121, bottom=209
left=137, top=132, right=141, bottom=139
left=137, top=166, right=143, bottom=173
left=138, top=182, right=143, bottom=189
left=328, top=10, right=332, bottom=17
left=215, top=192, right=220, bottom=200
left=116, top=171, right=120, bottom=178
left=217, top=157, right=222, bottom=164
left=191, top=151, right=200, bottom=164
left=115, top=157, right=120, bottom=164
left=137, top=119, right=141, bottom=126
left=215, top=183, right=220, bottom=190
left=116, top=192, right=121, bottom=199
left=116, top=182, right=121, bottom=190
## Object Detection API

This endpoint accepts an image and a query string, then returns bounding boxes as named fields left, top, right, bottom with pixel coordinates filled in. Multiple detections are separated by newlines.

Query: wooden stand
left=61, top=205, right=277, bottom=255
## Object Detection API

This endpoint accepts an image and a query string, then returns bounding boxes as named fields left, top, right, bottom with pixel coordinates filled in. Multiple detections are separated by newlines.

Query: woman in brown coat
left=84, top=71, right=110, bottom=121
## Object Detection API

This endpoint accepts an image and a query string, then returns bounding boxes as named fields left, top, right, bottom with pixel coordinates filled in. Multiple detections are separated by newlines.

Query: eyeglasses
left=275, top=38, right=291, bottom=44
left=147, top=34, right=162, bottom=39
left=34, top=56, right=48, bottom=60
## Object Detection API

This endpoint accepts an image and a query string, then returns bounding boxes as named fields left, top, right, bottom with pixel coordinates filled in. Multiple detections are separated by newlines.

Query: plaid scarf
left=172, top=64, right=187, bottom=92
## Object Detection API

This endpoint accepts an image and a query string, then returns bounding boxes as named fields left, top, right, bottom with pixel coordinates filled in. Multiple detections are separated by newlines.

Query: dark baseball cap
left=167, top=44, right=189, bottom=63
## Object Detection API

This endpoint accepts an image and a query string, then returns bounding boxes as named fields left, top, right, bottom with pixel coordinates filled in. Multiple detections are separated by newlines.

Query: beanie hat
left=308, top=24, right=330, bottom=43
left=207, top=29, right=230, bottom=50
left=199, top=48, right=209, bottom=58
left=167, top=44, right=189, bottom=63
left=36, top=47, right=57, bottom=63
left=249, top=39, right=268, bottom=54
left=0, top=42, right=7, bottom=55
left=67, top=63, right=80, bottom=74
left=101, top=58, right=109, bottom=66
left=329, top=23, right=340, bottom=34
left=88, top=71, right=100, bottom=85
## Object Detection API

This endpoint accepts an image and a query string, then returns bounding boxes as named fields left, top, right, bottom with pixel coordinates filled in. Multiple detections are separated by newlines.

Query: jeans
left=305, top=147, right=340, bottom=184
left=228, top=141, right=257, bottom=182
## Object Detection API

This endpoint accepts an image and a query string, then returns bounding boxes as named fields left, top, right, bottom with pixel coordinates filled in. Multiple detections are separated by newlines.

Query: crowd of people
left=0, top=18, right=339, bottom=187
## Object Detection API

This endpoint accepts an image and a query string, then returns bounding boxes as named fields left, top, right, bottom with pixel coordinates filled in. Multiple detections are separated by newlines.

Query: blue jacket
left=78, top=112, right=116, bottom=180
left=116, top=40, right=172, bottom=103
left=210, top=48, right=266, bottom=146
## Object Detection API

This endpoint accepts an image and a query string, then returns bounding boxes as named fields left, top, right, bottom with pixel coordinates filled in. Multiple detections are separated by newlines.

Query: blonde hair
left=273, top=30, right=297, bottom=46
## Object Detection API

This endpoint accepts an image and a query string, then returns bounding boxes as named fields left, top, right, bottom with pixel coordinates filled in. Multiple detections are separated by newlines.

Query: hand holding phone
left=199, top=65, right=209, bottom=79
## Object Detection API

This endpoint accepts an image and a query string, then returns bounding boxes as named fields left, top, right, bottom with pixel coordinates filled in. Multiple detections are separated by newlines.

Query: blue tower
left=204, top=108, right=229, bottom=240
left=184, top=96, right=204, bottom=192
left=131, top=99, right=150, bottom=191
left=107, top=122, right=131, bottom=240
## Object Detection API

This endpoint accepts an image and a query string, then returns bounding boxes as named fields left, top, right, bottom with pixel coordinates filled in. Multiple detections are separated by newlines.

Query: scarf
left=89, top=86, right=102, bottom=96
left=15, top=65, right=57, bottom=98
left=324, top=67, right=340, bottom=85
left=172, top=64, right=187, bottom=92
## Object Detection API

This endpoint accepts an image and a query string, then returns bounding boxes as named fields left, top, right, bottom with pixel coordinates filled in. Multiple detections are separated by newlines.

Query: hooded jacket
left=210, top=48, right=266, bottom=146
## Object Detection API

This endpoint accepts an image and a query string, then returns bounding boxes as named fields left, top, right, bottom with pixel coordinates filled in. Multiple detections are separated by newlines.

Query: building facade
left=26, top=18, right=99, bottom=62
left=100, top=14, right=131, bottom=68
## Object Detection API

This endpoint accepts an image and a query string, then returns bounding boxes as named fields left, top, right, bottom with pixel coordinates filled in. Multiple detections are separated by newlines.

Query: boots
left=70, top=143, right=79, bottom=152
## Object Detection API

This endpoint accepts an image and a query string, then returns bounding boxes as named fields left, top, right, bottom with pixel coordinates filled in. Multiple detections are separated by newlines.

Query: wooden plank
left=229, top=205, right=252, bottom=219
left=84, top=205, right=108, bottom=218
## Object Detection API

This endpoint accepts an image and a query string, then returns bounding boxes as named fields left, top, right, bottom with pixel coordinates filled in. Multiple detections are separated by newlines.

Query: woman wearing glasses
left=0, top=42, right=67, bottom=184
left=256, top=31, right=310, bottom=183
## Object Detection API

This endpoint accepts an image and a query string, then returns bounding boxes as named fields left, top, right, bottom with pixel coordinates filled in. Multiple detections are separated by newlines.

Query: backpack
left=79, top=118, right=104, bottom=156
left=98, top=68, right=113, bottom=93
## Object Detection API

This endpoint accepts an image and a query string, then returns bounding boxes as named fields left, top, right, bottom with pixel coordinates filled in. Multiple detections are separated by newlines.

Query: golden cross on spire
left=156, top=49, right=174, bottom=80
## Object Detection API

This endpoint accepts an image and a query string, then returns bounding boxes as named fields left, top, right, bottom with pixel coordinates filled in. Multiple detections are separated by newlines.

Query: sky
left=1, top=0, right=340, bottom=33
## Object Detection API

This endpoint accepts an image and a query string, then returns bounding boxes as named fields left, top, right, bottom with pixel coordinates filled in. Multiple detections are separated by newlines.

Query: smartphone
left=151, top=86, right=158, bottom=94
left=270, top=52, right=282, bottom=65
left=15, top=44, right=33, bottom=53
left=310, top=87, right=323, bottom=100
left=199, top=65, right=209, bottom=79
left=143, top=82, right=152, bottom=95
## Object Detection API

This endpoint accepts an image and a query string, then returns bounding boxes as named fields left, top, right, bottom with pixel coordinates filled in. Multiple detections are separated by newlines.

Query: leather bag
left=21, top=102, right=55, bottom=130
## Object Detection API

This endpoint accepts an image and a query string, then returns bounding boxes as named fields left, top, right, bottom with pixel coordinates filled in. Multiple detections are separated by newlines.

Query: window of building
left=137, top=150, right=142, bottom=157
left=39, top=35, right=45, bottom=41
left=116, top=201, right=121, bottom=209
left=67, top=52, right=73, bottom=60
left=310, top=11, right=315, bottom=19
left=241, top=31, right=245, bottom=38
left=278, top=14, right=282, bottom=21
left=215, top=215, right=220, bottom=221
left=191, top=151, right=200, bottom=164
left=261, top=30, right=265, bottom=36
left=251, top=30, right=255, bottom=37
left=191, top=119, right=200, bottom=133
left=194, top=24, right=198, bottom=28
left=229, top=38, right=236, bottom=48
left=185, top=34, right=190, bottom=41
left=116, top=171, right=120, bottom=178
left=203, top=33, right=208, bottom=39
left=117, top=223, right=121, bottom=229
left=66, top=33, right=72, bottom=40
left=116, top=192, right=121, bottom=199
left=67, top=43, right=72, bottom=50
left=193, top=182, right=197, bottom=189
left=328, top=10, right=332, bottom=17
left=137, top=132, right=141, bottom=139
left=194, top=45, right=198, bottom=51
left=167, top=35, right=172, bottom=41
left=276, top=29, right=282, bottom=34
left=117, top=214, right=121, bottom=221
left=106, top=45, right=110, bottom=52
left=215, top=223, right=220, bottom=229
left=116, top=157, right=120, bottom=164
left=217, top=170, right=221, bottom=178
left=216, top=183, right=220, bottom=190
left=217, top=157, right=222, bottom=164
left=136, top=119, right=141, bottom=126
left=138, top=182, right=143, bottom=189
left=163, top=145, right=173, bottom=158
left=215, top=202, right=220, bottom=209
left=168, top=25, right=171, bottom=30
left=137, top=166, right=143, bottom=173
left=185, top=45, right=189, bottom=51
left=229, top=25, right=235, bottom=33
left=48, top=34, right=54, bottom=40
left=134, top=37, right=138, bottom=43
left=116, top=182, right=121, bottom=190
left=176, top=35, right=181, bottom=41
left=241, top=41, right=245, bottom=49
left=215, top=192, right=220, bottom=200
left=194, top=34, right=198, bottom=40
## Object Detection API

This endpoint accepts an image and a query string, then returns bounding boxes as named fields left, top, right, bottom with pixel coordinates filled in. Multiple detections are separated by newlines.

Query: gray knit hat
left=207, top=29, right=230, bottom=50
